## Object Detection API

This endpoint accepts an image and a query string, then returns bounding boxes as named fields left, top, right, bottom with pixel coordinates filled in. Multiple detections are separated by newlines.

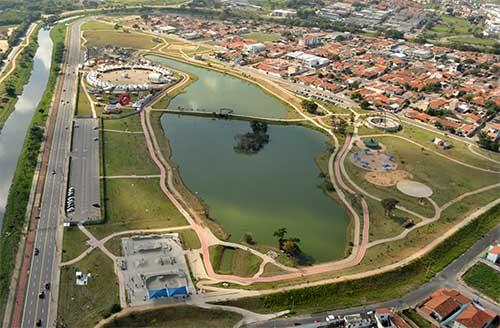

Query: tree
left=282, top=238, right=301, bottom=254
left=301, top=99, right=318, bottom=114
left=273, top=228, right=287, bottom=241
left=360, top=100, right=371, bottom=110
left=5, top=80, right=16, bottom=97
left=243, top=232, right=255, bottom=245
left=381, top=198, right=399, bottom=218
left=477, top=131, right=499, bottom=152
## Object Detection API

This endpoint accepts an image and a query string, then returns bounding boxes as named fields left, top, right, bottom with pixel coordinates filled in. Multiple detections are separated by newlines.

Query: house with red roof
left=420, top=288, right=470, bottom=322
left=486, top=244, right=500, bottom=264
left=452, top=303, right=497, bottom=328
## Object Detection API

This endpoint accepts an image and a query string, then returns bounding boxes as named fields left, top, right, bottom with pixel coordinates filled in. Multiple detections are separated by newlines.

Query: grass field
left=83, top=30, right=158, bottom=49
left=102, top=131, right=159, bottom=176
left=209, top=245, right=263, bottom=277
left=103, top=305, right=242, bottom=328
left=463, top=262, right=500, bottom=302
left=62, top=226, right=90, bottom=262
left=88, top=178, right=186, bottom=239
left=217, top=204, right=500, bottom=313
left=345, top=135, right=499, bottom=219
left=81, top=20, right=114, bottom=32
left=58, top=250, right=120, bottom=328
left=448, top=36, right=499, bottom=47
left=426, top=15, right=470, bottom=38
left=102, top=114, right=143, bottom=132
left=76, top=78, right=93, bottom=117
left=242, top=32, right=282, bottom=42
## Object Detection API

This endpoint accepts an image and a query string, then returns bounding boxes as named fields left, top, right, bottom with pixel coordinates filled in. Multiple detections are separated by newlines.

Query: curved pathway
left=467, top=144, right=500, bottom=164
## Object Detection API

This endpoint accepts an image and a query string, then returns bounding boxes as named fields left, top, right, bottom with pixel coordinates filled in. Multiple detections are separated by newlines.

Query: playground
left=351, top=138, right=397, bottom=172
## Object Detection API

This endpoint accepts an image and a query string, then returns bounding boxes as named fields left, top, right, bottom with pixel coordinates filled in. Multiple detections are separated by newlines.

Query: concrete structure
left=286, top=51, right=330, bottom=68
left=244, top=43, right=267, bottom=55
left=121, top=234, right=192, bottom=306
left=365, top=115, right=401, bottom=132
left=86, top=62, right=175, bottom=91
left=270, top=9, right=296, bottom=18
left=485, top=244, right=500, bottom=264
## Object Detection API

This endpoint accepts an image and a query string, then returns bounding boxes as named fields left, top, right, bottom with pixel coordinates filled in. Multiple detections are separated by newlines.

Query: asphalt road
left=251, top=225, right=500, bottom=328
left=21, top=21, right=81, bottom=328
left=67, top=118, right=100, bottom=223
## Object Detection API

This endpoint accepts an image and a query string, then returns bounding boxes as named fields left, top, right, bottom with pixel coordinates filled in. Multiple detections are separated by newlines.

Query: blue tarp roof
left=148, top=286, right=188, bottom=299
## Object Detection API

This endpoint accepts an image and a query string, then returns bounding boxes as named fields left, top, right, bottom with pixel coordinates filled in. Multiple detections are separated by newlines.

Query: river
left=0, top=28, right=53, bottom=230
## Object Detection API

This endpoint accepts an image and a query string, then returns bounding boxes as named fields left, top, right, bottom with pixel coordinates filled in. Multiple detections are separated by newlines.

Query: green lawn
left=463, top=262, right=500, bottom=302
left=102, top=131, right=159, bottom=176
left=427, top=15, right=470, bottom=38
left=62, top=227, right=90, bottom=262
left=242, top=32, right=282, bottom=42
left=81, top=20, right=114, bottom=32
left=102, top=114, right=143, bottom=132
left=209, top=245, right=263, bottom=277
left=88, top=178, right=186, bottom=239
left=83, top=30, right=158, bottom=49
left=103, top=305, right=242, bottom=328
left=76, top=79, right=93, bottom=117
left=179, top=229, right=201, bottom=250
left=448, top=36, right=499, bottom=47
left=58, top=250, right=120, bottom=328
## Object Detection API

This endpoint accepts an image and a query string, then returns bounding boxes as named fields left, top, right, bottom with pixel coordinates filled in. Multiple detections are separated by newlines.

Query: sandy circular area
left=365, top=170, right=412, bottom=187
left=100, top=69, right=155, bottom=85
left=396, top=180, right=433, bottom=198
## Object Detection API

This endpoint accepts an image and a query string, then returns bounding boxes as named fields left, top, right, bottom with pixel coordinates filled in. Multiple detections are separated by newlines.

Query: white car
left=326, top=315, right=335, bottom=322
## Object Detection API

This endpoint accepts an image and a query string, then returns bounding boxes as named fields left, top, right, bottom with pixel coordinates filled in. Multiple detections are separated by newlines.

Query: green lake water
left=150, top=55, right=349, bottom=263
left=146, top=55, right=289, bottom=118
left=161, top=115, right=349, bottom=262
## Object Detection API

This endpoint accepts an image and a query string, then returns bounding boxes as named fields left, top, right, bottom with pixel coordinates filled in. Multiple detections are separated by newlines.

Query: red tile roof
left=455, top=304, right=496, bottom=328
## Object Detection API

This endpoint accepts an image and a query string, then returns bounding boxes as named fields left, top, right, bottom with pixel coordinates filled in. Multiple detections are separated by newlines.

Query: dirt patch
left=365, top=170, right=412, bottom=187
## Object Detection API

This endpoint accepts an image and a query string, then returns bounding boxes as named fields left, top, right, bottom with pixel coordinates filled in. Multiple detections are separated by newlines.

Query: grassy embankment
left=103, top=305, right=242, bottom=328
left=0, top=25, right=38, bottom=129
left=58, top=250, right=120, bottom=328
left=0, top=22, right=66, bottom=319
left=217, top=204, right=500, bottom=313
left=75, top=73, right=93, bottom=117
left=209, top=245, right=263, bottom=278
left=463, top=262, right=500, bottom=302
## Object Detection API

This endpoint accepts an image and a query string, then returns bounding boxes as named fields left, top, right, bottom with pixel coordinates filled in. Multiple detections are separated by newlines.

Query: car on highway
left=34, top=248, right=39, bottom=256
left=38, top=291, right=45, bottom=299
left=45, top=283, right=50, bottom=290
left=36, top=319, right=42, bottom=327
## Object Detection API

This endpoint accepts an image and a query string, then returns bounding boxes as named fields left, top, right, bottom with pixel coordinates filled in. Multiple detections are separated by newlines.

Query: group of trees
left=301, top=99, right=319, bottom=114
left=234, top=121, right=270, bottom=154
left=477, top=131, right=499, bottom=152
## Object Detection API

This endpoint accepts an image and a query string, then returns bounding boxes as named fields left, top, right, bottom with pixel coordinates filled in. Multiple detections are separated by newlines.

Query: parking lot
left=66, top=118, right=101, bottom=223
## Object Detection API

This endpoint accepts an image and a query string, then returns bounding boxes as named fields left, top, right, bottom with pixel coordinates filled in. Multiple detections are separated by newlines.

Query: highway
left=21, top=20, right=81, bottom=328
left=251, top=224, right=500, bottom=327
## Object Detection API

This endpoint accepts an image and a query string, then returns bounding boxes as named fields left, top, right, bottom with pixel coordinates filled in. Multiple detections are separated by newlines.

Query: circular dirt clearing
left=396, top=180, right=433, bottom=198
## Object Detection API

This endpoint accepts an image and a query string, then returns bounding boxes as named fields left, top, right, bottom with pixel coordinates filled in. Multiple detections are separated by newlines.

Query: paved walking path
left=99, top=174, right=161, bottom=179
left=101, top=128, right=144, bottom=134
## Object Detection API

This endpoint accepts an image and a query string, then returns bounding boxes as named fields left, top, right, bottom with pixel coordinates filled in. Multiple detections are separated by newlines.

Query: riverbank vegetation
left=0, top=22, right=66, bottom=319
left=0, top=25, right=38, bottom=129
left=462, top=263, right=500, bottom=302
left=217, top=204, right=500, bottom=313
left=103, top=305, right=242, bottom=328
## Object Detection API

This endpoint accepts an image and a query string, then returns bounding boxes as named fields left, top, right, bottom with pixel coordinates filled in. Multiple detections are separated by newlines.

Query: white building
left=244, top=43, right=267, bottom=55
left=286, top=51, right=330, bottom=68
left=270, top=9, right=297, bottom=18
left=486, top=244, right=500, bottom=264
